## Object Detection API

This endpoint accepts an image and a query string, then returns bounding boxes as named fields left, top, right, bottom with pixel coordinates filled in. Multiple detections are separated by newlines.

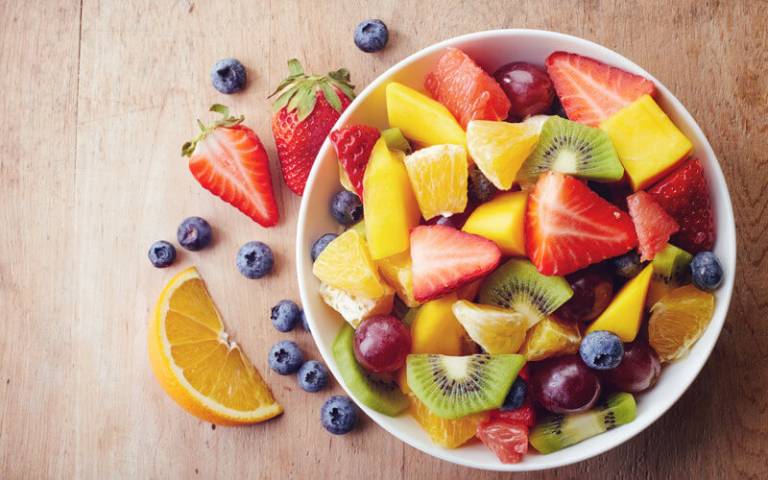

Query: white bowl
left=296, top=29, right=736, bottom=471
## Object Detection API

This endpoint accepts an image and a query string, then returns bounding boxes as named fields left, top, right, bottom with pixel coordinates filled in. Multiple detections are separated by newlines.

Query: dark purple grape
left=493, top=62, right=555, bottom=121
left=353, top=316, right=411, bottom=373
left=600, top=342, right=661, bottom=393
left=530, top=355, right=601, bottom=414
left=557, top=268, right=613, bottom=322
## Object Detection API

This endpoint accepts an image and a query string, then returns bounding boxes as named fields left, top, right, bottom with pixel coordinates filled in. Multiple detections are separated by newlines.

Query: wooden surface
left=1, top=0, right=766, bottom=478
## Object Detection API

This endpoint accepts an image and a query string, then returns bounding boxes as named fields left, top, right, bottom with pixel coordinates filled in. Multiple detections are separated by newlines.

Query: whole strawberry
left=270, top=59, right=355, bottom=195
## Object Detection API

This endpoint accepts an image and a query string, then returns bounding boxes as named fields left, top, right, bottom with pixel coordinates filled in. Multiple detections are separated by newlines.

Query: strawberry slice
left=526, top=172, right=638, bottom=276
left=410, top=225, right=501, bottom=302
left=545, top=51, right=655, bottom=126
left=329, top=124, right=380, bottom=198
left=476, top=419, right=529, bottom=464
left=182, top=105, right=279, bottom=227
left=627, top=191, right=679, bottom=261
left=648, top=158, right=715, bottom=253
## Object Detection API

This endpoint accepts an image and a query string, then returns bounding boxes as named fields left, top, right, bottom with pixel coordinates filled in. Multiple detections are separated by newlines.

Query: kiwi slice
left=406, top=353, right=525, bottom=419
left=530, top=392, right=637, bottom=454
left=478, top=259, right=573, bottom=326
left=647, top=243, right=693, bottom=306
left=332, top=324, right=409, bottom=416
left=518, top=116, right=624, bottom=184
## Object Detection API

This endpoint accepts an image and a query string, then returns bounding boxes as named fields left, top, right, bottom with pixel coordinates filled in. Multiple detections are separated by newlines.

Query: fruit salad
left=310, top=47, right=723, bottom=463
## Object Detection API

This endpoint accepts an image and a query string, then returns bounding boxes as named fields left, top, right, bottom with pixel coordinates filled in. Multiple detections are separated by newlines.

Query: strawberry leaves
left=269, top=59, right=355, bottom=121
left=181, top=104, right=245, bottom=157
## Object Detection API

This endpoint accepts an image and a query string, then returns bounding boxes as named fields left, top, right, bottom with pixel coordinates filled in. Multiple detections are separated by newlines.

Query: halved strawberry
left=648, top=158, right=715, bottom=253
left=546, top=51, right=655, bottom=126
left=410, top=225, right=501, bottom=302
left=329, top=124, right=380, bottom=198
left=476, top=419, right=529, bottom=464
left=526, top=172, right=637, bottom=276
left=182, top=105, right=279, bottom=227
left=627, top=190, right=679, bottom=261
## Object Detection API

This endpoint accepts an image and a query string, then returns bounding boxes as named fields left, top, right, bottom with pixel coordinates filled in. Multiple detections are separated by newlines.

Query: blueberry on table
left=271, top=299, right=302, bottom=332
left=579, top=331, right=624, bottom=370
left=297, top=360, right=329, bottom=393
left=236, top=241, right=273, bottom=279
left=311, top=233, right=338, bottom=262
left=148, top=240, right=176, bottom=268
left=177, top=216, right=213, bottom=251
left=330, top=190, right=363, bottom=226
left=321, top=395, right=357, bottom=434
left=354, top=19, right=388, bottom=53
left=268, top=340, right=304, bottom=375
left=500, top=377, right=528, bottom=411
left=691, top=251, right=723, bottom=291
left=211, top=58, right=246, bottom=94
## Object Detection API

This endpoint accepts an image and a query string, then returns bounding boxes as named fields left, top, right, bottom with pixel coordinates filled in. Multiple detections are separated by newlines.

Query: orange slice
left=648, top=284, right=714, bottom=362
left=409, top=393, right=487, bottom=448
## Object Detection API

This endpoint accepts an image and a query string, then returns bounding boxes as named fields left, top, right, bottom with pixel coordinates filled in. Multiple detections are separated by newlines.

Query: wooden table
left=2, top=0, right=766, bottom=478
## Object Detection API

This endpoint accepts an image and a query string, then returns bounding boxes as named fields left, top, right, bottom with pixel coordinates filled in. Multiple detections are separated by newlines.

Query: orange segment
left=520, top=316, right=581, bottom=361
left=648, top=284, right=714, bottom=362
left=409, top=393, right=488, bottom=448
left=404, top=144, right=469, bottom=220
left=312, top=229, right=388, bottom=298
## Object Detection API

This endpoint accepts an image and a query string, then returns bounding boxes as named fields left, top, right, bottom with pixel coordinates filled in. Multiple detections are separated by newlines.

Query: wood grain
left=1, top=0, right=766, bottom=478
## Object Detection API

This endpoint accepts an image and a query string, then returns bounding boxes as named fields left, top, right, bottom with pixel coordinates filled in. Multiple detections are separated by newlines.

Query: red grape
left=493, top=62, right=555, bottom=121
left=530, top=355, right=601, bottom=414
left=353, top=315, right=411, bottom=373
left=556, top=267, right=613, bottom=322
left=600, top=342, right=661, bottom=393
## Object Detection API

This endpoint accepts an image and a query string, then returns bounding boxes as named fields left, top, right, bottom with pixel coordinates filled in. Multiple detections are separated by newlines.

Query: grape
left=600, top=342, right=661, bottom=393
left=353, top=315, right=411, bottom=373
left=530, top=355, right=601, bottom=414
left=493, top=62, right=555, bottom=121
left=556, top=268, right=613, bottom=322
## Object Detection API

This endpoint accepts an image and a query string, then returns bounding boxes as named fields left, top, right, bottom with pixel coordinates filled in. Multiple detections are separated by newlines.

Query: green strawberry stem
left=268, top=59, right=355, bottom=121
left=181, top=104, right=244, bottom=157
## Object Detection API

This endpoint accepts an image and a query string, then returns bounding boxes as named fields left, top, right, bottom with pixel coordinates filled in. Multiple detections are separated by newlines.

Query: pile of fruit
left=309, top=48, right=724, bottom=463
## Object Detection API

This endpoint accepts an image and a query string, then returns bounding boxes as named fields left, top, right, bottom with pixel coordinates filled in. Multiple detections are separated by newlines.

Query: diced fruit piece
left=409, top=393, right=488, bottom=448
left=382, top=127, right=411, bottom=153
left=491, top=403, right=536, bottom=427
left=648, top=284, right=714, bottom=362
left=406, top=353, right=525, bottom=419
left=647, top=243, right=693, bottom=307
left=148, top=268, right=282, bottom=424
left=319, top=282, right=394, bottom=328
left=330, top=124, right=380, bottom=197
left=425, top=48, right=511, bottom=128
left=518, top=116, right=624, bottom=184
left=600, top=342, right=661, bottom=393
left=530, top=392, right=637, bottom=454
left=648, top=158, right=716, bottom=253
left=349, top=220, right=367, bottom=238
left=312, top=229, right=387, bottom=298
left=479, top=258, right=573, bottom=327
left=476, top=419, right=529, bottom=464
left=451, top=300, right=529, bottom=354
left=600, top=95, right=692, bottom=190
left=462, top=191, right=528, bottom=256
left=386, top=82, right=466, bottom=146
left=545, top=51, right=655, bottom=127
left=376, top=251, right=420, bottom=307
left=332, top=324, right=409, bottom=416
left=404, top=144, right=469, bottom=220
left=363, top=138, right=421, bottom=259
left=556, top=267, right=614, bottom=323
left=691, top=251, right=724, bottom=291
left=467, top=164, right=498, bottom=203
left=520, top=316, right=581, bottom=361
left=627, top=190, right=680, bottom=261
left=330, top=190, right=363, bottom=226
left=579, top=331, right=624, bottom=370
left=610, top=251, right=645, bottom=279
left=410, top=294, right=466, bottom=356
left=466, top=119, right=540, bottom=190
left=410, top=225, right=502, bottom=302
left=526, top=172, right=638, bottom=276
left=493, top=62, right=555, bottom=121
left=354, top=315, right=411, bottom=373
left=530, top=355, right=600, bottom=413
left=586, top=264, right=654, bottom=342
left=501, top=377, right=528, bottom=411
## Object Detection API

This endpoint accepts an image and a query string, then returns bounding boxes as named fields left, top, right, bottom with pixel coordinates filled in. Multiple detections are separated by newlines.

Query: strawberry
left=182, top=104, right=279, bottom=227
left=410, top=225, right=501, bottom=302
left=526, top=172, right=638, bottom=276
left=329, top=124, right=380, bottom=198
left=270, top=59, right=355, bottom=195
left=627, top=190, right=680, bottom=261
left=648, top=158, right=715, bottom=253
left=545, top=51, right=655, bottom=126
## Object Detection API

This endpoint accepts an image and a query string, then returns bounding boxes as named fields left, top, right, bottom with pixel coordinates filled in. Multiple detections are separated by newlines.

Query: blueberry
left=353, top=19, right=388, bottom=53
left=691, top=251, right=723, bottom=291
left=271, top=300, right=302, bottom=332
left=177, top=216, right=213, bottom=251
left=468, top=165, right=497, bottom=203
left=297, top=360, right=329, bottom=393
left=500, top=377, right=527, bottom=411
left=330, top=191, right=363, bottom=226
left=148, top=240, right=176, bottom=268
left=236, top=241, right=274, bottom=279
left=579, top=331, right=624, bottom=370
left=301, top=310, right=311, bottom=332
left=268, top=340, right=304, bottom=375
left=611, top=251, right=644, bottom=279
left=210, top=58, right=246, bottom=94
left=320, top=395, right=357, bottom=434
left=311, top=233, right=338, bottom=262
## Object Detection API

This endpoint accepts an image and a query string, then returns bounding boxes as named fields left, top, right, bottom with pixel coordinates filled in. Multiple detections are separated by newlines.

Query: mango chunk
left=386, top=82, right=466, bottom=147
left=410, top=294, right=466, bottom=355
left=587, top=263, right=654, bottom=341
left=462, top=191, right=528, bottom=256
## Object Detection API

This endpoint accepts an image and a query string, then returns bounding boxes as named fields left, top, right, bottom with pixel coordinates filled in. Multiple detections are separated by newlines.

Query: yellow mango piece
left=521, top=316, right=581, bottom=361
left=405, top=144, right=469, bottom=220
left=318, top=282, right=394, bottom=328
left=339, top=161, right=356, bottom=192
left=363, top=138, right=421, bottom=259
left=587, top=264, right=654, bottom=341
left=386, top=82, right=466, bottom=147
left=600, top=95, right=692, bottom=191
left=466, top=119, right=541, bottom=190
left=462, top=191, right=528, bottom=256
left=312, top=229, right=387, bottom=298
left=376, top=251, right=420, bottom=308
left=410, top=294, right=466, bottom=355
left=409, top=393, right=488, bottom=448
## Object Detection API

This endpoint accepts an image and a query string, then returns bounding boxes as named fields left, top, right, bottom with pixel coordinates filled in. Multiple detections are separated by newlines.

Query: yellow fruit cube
left=386, top=82, right=466, bottom=147
left=319, top=282, right=394, bottom=328
left=462, top=191, right=528, bottom=256
left=587, top=263, right=654, bottom=341
left=410, top=294, right=467, bottom=355
left=466, top=119, right=540, bottom=190
left=520, top=316, right=581, bottom=361
left=363, top=138, right=421, bottom=259
left=408, top=393, right=488, bottom=448
left=312, top=229, right=387, bottom=298
left=600, top=95, right=692, bottom=191
left=376, top=251, right=420, bottom=308
left=405, top=144, right=469, bottom=220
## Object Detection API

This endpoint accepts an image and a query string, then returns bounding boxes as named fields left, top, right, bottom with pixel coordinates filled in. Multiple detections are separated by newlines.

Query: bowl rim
left=296, top=28, right=736, bottom=471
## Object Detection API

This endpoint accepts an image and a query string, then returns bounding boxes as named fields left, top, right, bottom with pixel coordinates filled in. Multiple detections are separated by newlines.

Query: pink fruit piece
left=627, top=190, right=680, bottom=261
